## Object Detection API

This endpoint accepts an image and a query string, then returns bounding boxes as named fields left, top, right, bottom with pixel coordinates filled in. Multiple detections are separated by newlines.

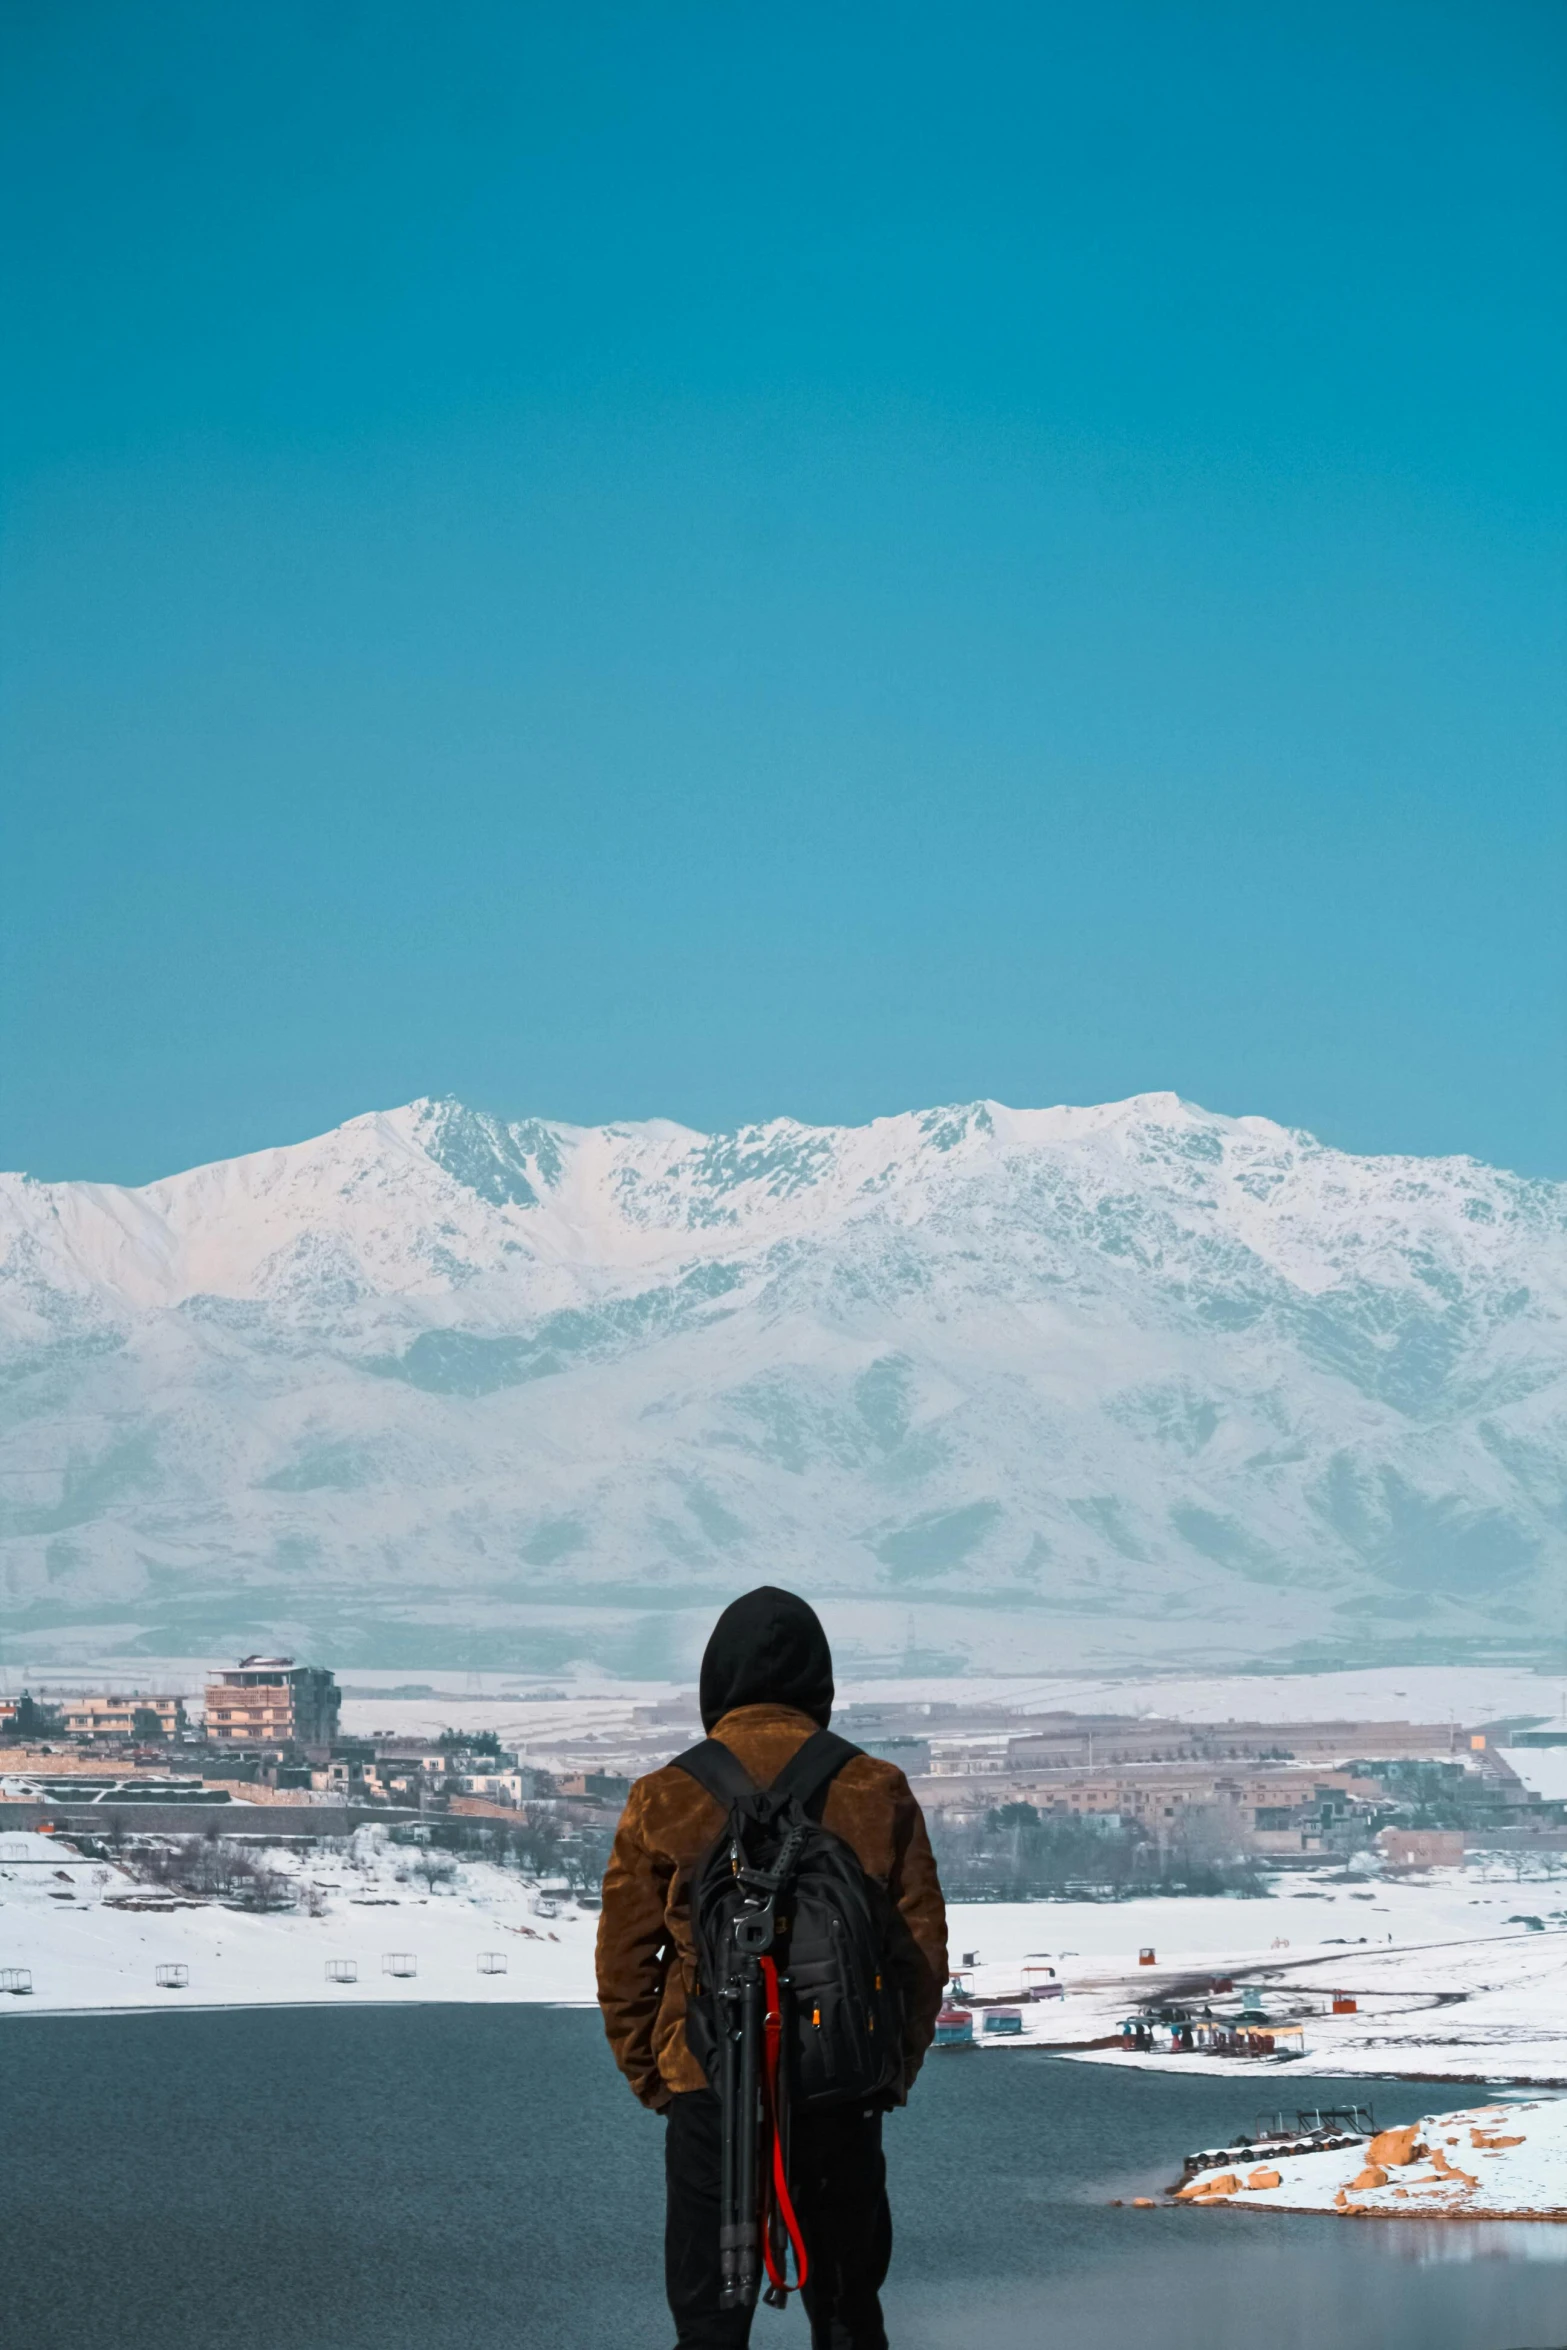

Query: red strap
left=758, top=1955, right=809, bottom=2297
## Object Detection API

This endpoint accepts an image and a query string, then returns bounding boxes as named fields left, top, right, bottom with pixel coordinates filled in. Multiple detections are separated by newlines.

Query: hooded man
left=597, top=1587, right=948, bottom=2350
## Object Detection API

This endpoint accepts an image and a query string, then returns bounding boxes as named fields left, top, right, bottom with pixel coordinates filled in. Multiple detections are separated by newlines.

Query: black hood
left=698, top=1586, right=834, bottom=1732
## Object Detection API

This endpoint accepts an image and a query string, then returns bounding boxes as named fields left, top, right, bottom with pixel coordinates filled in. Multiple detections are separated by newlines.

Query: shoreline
left=1160, top=2092, right=1567, bottom=2225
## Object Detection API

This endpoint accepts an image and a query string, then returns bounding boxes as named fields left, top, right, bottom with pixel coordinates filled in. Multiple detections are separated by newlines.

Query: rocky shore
left=1165, top=2096, right=1567, bottom=2222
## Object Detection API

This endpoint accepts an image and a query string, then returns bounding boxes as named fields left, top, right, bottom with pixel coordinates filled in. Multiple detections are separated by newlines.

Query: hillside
left=1, top=1093, right=1563, bottom=1673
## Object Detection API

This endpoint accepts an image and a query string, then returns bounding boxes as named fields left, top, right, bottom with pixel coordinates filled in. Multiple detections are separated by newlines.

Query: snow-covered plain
left=7, top=1825, right=1566, bottom=2092
left=921, top=1867, right=1567, bottom=2085
left=3, top=1092, right=1563, bottom=1669
left=0, top=1829, right=596, bottom=2014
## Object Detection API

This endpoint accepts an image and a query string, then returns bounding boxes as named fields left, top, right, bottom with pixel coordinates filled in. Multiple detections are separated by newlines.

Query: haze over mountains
left=1, top=1095, right=1562, bottom=1677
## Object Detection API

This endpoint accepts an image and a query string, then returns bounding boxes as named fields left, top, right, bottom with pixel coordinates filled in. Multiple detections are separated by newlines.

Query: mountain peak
left=1, top=1091, right=1561, bottom=1671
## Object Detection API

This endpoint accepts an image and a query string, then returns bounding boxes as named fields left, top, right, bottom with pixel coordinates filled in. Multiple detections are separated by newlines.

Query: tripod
left=715, top=1870, right=809, bottom=2312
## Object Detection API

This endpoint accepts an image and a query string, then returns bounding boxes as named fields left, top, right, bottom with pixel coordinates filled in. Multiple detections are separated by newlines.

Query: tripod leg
left=732, top=1962, right=763, bottom=2310
left=718, top=1987, right=745, bottom=2311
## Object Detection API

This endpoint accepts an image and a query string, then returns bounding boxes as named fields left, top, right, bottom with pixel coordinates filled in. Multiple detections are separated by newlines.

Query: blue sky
left=3, top=1, right=1564, bottom=1184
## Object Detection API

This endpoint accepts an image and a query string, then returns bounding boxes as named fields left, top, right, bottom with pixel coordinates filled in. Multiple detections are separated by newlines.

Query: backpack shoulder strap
left=670, top=1737, right=757, bottom=1808
left=767, top=1728, right=864, bottom=1816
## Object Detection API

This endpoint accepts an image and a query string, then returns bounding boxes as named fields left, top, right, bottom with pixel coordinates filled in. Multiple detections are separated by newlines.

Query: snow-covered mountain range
left=2, top=1094, right=1563, bottom=1675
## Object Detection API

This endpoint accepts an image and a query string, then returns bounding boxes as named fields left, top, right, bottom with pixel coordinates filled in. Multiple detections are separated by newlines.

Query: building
left=555, top=1771, right=630, bottom=1804
left=204, top=1658, right=340, bottom=1754
left=61, top=1694, right=188, bottom=1741
left=1249, top=1804, right=1327, bottom=1858
left=312, top=1753, right=372, bottom=1798
left=1006, top=1763, right=1373, bottom=1832
left=1375, top=1827, right=1465, bottom=1871
left=453, top=1769, right=533, bottom=1803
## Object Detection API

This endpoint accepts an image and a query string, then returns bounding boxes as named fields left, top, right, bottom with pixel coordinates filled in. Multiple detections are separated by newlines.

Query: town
left=0, top=1660, right=633, bottom=1810
left=4, top=1662, right=1565, bottom=1899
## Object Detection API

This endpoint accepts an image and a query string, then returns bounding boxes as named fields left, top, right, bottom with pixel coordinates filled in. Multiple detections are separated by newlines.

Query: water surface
left=1, top=2009, right=1561, bottom=2349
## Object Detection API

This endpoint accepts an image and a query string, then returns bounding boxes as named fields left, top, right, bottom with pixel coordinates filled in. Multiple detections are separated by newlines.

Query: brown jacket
left=596, top=1702, right=948, bottom=2109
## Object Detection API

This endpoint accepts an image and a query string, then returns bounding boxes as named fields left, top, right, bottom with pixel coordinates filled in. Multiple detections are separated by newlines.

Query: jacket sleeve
left=596, top=1781, right=676, bottom=2109
left=886, top=1776, right=948, bottom=2089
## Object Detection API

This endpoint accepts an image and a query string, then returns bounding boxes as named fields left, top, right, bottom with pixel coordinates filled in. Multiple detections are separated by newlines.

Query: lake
left=2, top=2009, right=1562, bottom=2349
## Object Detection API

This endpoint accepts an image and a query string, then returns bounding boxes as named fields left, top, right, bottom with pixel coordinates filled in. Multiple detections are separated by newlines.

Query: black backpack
left=673, top=1728, right=903, bottom=2110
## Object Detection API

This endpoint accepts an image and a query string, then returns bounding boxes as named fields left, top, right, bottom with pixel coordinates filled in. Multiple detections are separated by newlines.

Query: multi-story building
left=62, top=1694, right=188, bottom=1740
left=943, top=1762, right=1381, bottom=1857
left=204, top=1658, right=340, bottom=1755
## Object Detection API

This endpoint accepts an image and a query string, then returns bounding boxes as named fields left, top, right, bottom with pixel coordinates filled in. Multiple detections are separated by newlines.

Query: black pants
left=664, top=2090, right=892, bottom=2350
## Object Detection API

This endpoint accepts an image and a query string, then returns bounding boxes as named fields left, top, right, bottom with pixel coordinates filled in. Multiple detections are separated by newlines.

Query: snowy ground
left=5, top=1827, right=1566, bottom=2088
left=0, top=1829, right=597, bottom=2014
left=1171, top=2094, right=1567, bottom=2221
left=936, top=1866, right=1567, bottom=2084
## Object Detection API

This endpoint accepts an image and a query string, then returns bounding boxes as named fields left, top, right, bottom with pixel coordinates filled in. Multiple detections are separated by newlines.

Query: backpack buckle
left=733, top=1899, right=776, bottom=1955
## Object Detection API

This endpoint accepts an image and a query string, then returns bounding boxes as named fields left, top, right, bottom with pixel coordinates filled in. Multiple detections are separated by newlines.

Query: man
left=597, top=1586, right=948, bottom=2350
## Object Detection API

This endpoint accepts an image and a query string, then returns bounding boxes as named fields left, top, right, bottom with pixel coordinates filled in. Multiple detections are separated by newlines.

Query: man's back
left=598, top=1700, right=947, bottom=2109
